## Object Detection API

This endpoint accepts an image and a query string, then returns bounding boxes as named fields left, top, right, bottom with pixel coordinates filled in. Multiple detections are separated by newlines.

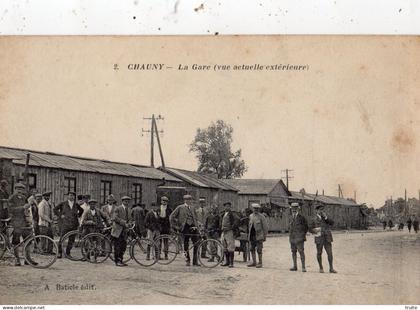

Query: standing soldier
left=220, top=202, right=239, bottom=268
left=131, top=203, right=147, bottom=238
left=54, top=191, right=84, bottom=258
left=101, top=194, right=117, bottom=219
left=111, top=196, right=132, bottom=267
left=247, top=203, right=268, bottom=268
left=7, top=183, right=37, bottom=266
left=205, top=204, right=221, bottom=262
left=310, top=203, right=337, bottom=273
left=289, top=202, right=308, bottom=272
left=38, top=191, right=54, bottom=254
left=407, top=217, right=413, bottom=233
left=157, top=196, right=172, bottom=260
left=196, top=197, right=208, bottom=259
left=169, top=195, right=200, bottom=266
left=413, top=217, right=419, bottom=234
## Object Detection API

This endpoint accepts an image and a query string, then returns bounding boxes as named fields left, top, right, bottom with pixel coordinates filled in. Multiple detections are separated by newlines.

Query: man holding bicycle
left=169, top=194, right=200, bottom=266
left=111, top=196, right=132, bottom=267
left=7, top=182, right=36, bottom=266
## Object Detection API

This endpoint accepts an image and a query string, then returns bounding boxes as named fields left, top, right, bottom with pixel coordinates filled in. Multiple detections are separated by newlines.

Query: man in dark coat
left=413, top=217, right=419, bottom=234
left=289, top=202, right=308, bottom=272
left=81, top=199, right=110, bottom=235
left=407, top=218, right=413, bottom=233
left=131, top=203, right=146, bottom=237
left=309, top=203, right=337, bottom=273
left=111, top=196, right=132, bottom=267
left=54, top=191, right=84, bottom=258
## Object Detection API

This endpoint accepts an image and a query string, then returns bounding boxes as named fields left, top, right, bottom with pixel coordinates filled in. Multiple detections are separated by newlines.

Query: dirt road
left=0, top=230, right=418, bottom=304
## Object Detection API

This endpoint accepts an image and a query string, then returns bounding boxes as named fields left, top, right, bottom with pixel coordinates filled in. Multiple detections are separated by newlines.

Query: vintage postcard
left=0, top=36, right=419, bottom=305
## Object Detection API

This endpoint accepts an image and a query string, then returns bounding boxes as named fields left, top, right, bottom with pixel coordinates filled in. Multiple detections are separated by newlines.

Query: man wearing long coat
left=288, top=202, right=308, bottom=272
left=54, top=191, right=84, bottom=258
left=111, top=196, right=132, bottom=267
left=247, top=203, right=268, bottom=268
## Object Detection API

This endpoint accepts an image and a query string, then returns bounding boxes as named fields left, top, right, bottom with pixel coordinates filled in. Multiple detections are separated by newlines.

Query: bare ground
left=0, top=229, right=419, bottom=305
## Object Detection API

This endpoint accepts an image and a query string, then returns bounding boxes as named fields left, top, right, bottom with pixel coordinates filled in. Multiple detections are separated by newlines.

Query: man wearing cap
left=289, top=202, right=309, bottom=272
left=81, top=199, right=110, bottom=235
left=157, top=196, right=172, bottom=260
left=7, top=183, right=35, bottom=266
left=54, top=191, right=84, bottom=258
left=38, top=191, right=54, bottom=254
left=101, top=194, right=117, bottom=220
left=111, top=195, right=132, bottom=266
left=169, top=194, right=200, bottom=266
left=247, top=203, right=268, bottom=268
left=220, top=202, right=239, bottom=268
left=309, top=203, right=337, bottom=273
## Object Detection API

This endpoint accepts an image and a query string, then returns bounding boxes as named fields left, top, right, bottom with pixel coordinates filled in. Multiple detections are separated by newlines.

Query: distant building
left=159, top=167, right=239, bottom=209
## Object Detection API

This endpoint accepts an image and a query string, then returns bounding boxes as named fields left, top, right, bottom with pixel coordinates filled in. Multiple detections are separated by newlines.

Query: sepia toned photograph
left=0, top=35, right=419, bottom=305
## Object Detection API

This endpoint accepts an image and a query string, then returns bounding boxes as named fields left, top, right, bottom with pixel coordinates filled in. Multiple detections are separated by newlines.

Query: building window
left=100, top=181, right=112, bottom=204
left=248, top=200, right=260, bottom=208
left=64, top=177, right=76, bottom=195
left=132, top=183, right=142, bottom=205
left=28, top=174, right=37, bottom=191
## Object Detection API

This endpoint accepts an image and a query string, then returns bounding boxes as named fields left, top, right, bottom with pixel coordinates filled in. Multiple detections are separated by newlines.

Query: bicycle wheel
left=0, top=233, right=6, bottom=259
left=198, top=239, right=224, bottom=268
left=109, top=234, right=133, bottom=264
left=81, top=233, right=112, bottom=264
left=154, top=234, right=179, bottom=265
left=131, top=238, right=158, bottom=267
left=24, top=235, right=58, bottom=269
left=61, top=230, right=84, bottom=261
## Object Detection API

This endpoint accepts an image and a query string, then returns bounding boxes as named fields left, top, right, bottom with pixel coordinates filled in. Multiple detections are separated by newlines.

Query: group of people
left=382, top=218, right=419, bottom=233
left=1, top=178, right=338, bottom=273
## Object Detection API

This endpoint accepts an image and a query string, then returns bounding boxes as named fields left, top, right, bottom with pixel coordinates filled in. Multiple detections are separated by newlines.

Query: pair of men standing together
left=288, top=202, right=337, bottom=273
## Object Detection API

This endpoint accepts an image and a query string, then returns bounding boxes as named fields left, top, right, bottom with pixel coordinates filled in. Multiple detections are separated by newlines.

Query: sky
left=0, top=36, right=419, bottom=207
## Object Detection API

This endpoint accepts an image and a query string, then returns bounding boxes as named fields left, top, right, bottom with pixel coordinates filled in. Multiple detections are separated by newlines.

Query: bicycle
left=60, top=229, right=85, bottom=261
left=81, top=224, right=158, bottom=267
left=0, top=218, right=58, bottom=268
left=154, top=227, right=224, bottom=268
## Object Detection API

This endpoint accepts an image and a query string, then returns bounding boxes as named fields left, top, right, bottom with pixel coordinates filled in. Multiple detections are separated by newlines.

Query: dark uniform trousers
left=182, top=223, right=199, bottom=263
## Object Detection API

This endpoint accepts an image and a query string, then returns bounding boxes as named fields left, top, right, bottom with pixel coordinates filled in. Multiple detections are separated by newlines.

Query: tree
left=189, top=120, right=247, bottom=179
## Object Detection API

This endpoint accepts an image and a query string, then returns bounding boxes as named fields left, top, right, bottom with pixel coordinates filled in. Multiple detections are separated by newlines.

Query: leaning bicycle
left=154, top=227, right=224, bottom=268
left=0, top=218, right=58, bottom=268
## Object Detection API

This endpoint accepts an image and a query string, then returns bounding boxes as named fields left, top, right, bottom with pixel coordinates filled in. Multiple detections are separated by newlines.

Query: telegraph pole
left=281, top=169, right=294, bottom=190
left=142, top=114, right=165, bottom=168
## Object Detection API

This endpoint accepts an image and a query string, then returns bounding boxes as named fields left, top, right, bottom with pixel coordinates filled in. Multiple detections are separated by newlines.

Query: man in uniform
left=111, top=196, right=132, bottom=267
left=7, top=182, right=37, bottom=266
left=38, top=191, right=54, bottom=253
left=101, top=194, right=117, bottom=219
left=247, top=203, right=268, bottom=268
left=288, top=202, right=308, bottom=272
left=54, top=191, right=84, bottom=258
left=310, top=203, right=337, bottom=273
left=157, top=196, right=172, bottom=260
left=220, top=202, right=239, bottom=268
left=170, top=194, right=200, bottom=266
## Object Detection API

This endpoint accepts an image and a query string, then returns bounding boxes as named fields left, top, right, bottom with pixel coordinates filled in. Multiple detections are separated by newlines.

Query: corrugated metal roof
left=290, top=191, right=359, bottom=206
left=162, top=167, right=238, bottom=191
left=0, top=145, right=181, bottom=182
left=222, top=179, right=280, bottom=195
